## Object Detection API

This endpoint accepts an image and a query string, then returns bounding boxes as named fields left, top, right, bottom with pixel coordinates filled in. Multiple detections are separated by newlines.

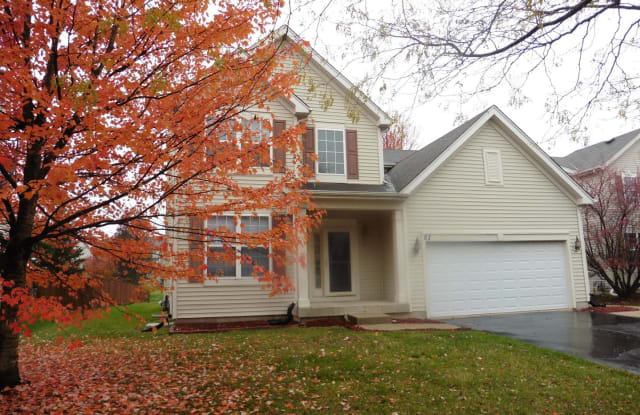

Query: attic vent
left=483, top=149, right=503, bottom=185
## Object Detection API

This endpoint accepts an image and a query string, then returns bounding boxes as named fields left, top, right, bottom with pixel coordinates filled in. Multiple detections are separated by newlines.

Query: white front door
left=425, top=241, right=571, bottom=317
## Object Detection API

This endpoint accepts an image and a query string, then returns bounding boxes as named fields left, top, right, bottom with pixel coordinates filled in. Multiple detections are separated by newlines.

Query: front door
left=320, top=220, right=358, bottom=297
left=328, top=231, right=352, bottom=293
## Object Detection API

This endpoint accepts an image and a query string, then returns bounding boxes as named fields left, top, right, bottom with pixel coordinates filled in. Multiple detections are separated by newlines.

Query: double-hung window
left=622, top=174, right=638, bottom=202
left=317, top=128, right=345, bottom=175
left=206, top=215, right=270, bottom=278
left=212, top=115, right=272, bottom=167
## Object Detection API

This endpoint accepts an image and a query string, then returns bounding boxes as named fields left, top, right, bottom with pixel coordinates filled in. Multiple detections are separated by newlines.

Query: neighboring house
left=166, top=27, right=593, bottom=322
left=554, top=129, right=640, bottom=293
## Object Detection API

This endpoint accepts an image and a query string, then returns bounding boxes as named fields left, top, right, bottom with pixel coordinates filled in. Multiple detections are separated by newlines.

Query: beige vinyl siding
left=291, top=59, right=383, bottom=185
left=611, top=138, right=640, bottom=174
left=174, top=281, right=295, bottom=319
left=405, top=121, right=588, bottom=312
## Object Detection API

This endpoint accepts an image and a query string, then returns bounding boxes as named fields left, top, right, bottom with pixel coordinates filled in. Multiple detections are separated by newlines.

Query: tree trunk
left=0, top=300, right=20, bottom=389
left=0, top=202, right=35, bottom=389
left=0, top=252, right=28, bottom=389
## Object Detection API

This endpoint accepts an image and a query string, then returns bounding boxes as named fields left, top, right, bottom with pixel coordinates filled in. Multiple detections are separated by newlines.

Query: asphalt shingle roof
left=383, top=149, right=417, bottom=166
left=554, top=129, right=640, bottom=173
left=387, top=108, right=491, bottom=191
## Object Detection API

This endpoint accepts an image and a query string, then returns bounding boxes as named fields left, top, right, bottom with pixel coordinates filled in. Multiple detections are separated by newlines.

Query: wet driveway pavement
left=445, top=311, right=640, bottom=374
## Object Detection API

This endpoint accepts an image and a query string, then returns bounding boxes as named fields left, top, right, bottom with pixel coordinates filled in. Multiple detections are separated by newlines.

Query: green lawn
left=6, top=295, right=639, bottom=414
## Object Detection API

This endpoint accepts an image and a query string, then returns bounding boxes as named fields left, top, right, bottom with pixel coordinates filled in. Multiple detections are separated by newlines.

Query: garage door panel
left=426, top=241, right=570, bottom=317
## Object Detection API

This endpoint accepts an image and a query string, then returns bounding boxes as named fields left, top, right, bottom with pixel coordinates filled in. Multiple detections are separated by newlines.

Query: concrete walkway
left=612, top=306, right=640, bottom=319
left=359, top=322, right=459, bottom=331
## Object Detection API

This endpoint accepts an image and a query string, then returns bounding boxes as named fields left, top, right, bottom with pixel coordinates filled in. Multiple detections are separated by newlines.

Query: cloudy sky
left=284, top=1, right=640, bottom=157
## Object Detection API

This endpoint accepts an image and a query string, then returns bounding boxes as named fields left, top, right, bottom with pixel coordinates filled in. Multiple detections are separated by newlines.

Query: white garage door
left=425, top=241, right=570, bottom=318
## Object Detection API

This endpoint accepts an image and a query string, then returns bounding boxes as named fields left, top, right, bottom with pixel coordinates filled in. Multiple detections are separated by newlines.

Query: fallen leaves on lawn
left=1, top=337, right=318, bottom=414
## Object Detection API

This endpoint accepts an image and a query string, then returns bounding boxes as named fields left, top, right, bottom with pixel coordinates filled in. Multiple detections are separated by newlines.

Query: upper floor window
left=622, top=174, right=638, bottom=202
left=210, top=114, right=272, bottom=167
left=317, top=128, right=345, bottom=175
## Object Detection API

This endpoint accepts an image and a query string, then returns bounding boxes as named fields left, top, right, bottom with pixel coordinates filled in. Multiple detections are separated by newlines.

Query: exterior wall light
left=574, top=236, right=581, bottom=251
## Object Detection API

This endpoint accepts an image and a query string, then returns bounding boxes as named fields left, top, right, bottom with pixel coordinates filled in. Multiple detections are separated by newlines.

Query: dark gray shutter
left=346, top=129, right=358, bottom=179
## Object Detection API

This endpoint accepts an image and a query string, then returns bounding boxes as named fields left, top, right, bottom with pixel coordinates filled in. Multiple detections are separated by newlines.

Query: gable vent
left=483, top=149, right=503, bottom=185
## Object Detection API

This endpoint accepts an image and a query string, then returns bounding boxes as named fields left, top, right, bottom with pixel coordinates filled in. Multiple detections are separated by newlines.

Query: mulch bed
left=580, top=306, right=638, bottom=313
left=589, top=294, right=640, bottom=307
left=170, top=320, right=296, bottom=334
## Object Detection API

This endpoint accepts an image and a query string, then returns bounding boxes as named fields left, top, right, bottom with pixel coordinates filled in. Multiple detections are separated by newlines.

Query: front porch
left=294, top=205, right=410, bottom=318
left=296, top=300, right=410, bottom=319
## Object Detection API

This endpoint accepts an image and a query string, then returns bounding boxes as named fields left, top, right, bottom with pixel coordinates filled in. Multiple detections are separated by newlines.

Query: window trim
left=205, top=214, right=272, bottom=279
left=622, top=172, right=638, bottom=201
left=482, top=148, right=504, bottom=185
left=210, top=112, right=274, bottom=173
left=316, top=125, right=347, bottom=180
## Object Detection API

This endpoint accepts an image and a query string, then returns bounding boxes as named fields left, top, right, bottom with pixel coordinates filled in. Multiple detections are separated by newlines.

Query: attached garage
left=424, top=241, right=572, bottom=318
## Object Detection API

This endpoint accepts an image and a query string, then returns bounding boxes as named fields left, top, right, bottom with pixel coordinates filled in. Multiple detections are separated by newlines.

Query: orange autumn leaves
left=0, top=0, right=319, bottom=336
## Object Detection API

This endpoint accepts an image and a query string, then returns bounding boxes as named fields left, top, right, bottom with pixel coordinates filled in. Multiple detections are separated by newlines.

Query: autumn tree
left=382, top=111, right=419, bottom=150
left=328, top=0, right=640, bottom=138
left=0, top=0, right=319, bottom=388
left=578, top=168, right=640, bottom=298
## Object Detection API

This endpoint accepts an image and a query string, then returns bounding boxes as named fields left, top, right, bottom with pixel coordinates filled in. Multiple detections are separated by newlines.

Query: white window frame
left=316, top=124, right=347, bottom=181
left=212, top=112, right=274, bottom=173
left=482, top=148, right=504, bottom=185
left=205, top=214, right=272, bottom=279
left=622, top=172, right=637, bottom=200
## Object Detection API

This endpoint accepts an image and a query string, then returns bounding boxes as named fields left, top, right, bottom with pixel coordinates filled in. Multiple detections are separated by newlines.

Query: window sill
left=315, top=174, right=347, bottom=183
left=202, top=278, right=263, bottom=287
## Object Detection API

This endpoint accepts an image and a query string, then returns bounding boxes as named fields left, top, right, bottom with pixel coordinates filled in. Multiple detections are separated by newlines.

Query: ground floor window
left=206, top=215, right=270, bottom=278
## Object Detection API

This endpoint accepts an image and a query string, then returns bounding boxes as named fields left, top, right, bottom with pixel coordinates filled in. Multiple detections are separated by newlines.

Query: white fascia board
left=400, top=106, right=594, bottom=205
left=289, top=93, right=311, bottom=117
left=276, top=26, right=392, bottom=128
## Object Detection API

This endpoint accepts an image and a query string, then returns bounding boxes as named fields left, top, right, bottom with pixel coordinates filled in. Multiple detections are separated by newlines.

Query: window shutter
left=346, top=129, right=359, bottom=179
left=272, top=119, right=286, bottom=173
left=615, top=174, right=626, bottom=204
left=271, top=214, right=292, bottom=277
left=483, top=149, right=503, bottom=184
left=188, top=216, right=204, bottom=283
left=303, top=125, right=315, bottom=177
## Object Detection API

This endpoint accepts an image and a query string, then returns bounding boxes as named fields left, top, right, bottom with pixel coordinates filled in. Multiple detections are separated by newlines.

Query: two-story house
left=166, top=27, right=593, bottom=323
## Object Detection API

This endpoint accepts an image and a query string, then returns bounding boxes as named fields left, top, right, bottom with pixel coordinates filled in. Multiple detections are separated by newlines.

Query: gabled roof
left=275, top=25, right=392, bottom=128
left=553, top=128, right=640, bottom=174
left=383, top=149, right=417, bottom=166
left=387, top=109, right=489, bottom=191
left=386, top=105, right=593, bottom=205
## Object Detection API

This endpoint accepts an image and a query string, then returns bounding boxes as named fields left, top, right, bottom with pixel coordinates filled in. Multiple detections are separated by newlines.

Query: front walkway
left=446, top=311, right=640, bottom=374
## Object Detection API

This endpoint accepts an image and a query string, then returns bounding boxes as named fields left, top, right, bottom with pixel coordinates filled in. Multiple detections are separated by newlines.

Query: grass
left=10, top=295, right=640, bottom=414
left=27, top=291, right=166, bottom=340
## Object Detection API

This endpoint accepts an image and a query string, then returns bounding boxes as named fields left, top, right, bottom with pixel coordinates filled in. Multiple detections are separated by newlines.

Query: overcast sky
left=285, top=1, right=640, bottom=157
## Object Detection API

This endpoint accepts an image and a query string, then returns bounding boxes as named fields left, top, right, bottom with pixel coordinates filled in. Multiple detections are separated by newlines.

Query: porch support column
left=392, top=209, right=409, bottom=304
left=295, top=212, right=311, bottom=308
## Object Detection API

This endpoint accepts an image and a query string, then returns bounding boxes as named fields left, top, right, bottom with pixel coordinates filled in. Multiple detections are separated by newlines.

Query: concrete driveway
left=445, top=311, right=640, bottom=374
